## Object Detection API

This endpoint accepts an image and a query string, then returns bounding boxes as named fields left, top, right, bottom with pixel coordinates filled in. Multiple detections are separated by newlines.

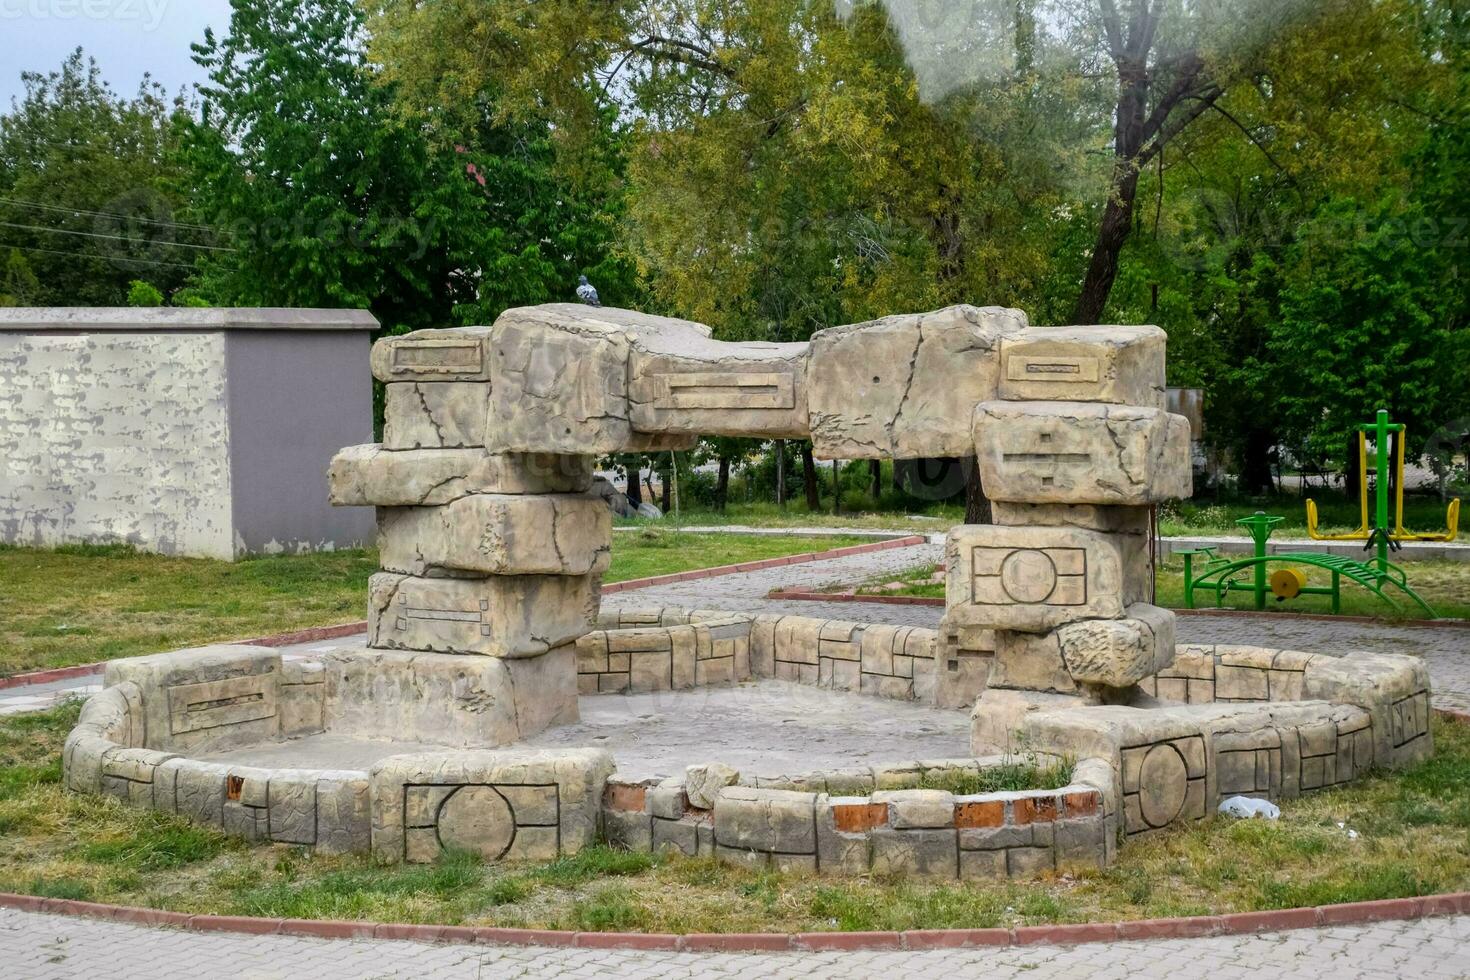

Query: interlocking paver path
left=3, top=907, right=1468, bottom=979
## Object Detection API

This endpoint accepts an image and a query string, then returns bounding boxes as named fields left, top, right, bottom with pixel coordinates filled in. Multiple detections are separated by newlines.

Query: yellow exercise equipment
left=1306, top=416, right=1460, bottom=543
left=1270, top=567, right=1307, bottom=600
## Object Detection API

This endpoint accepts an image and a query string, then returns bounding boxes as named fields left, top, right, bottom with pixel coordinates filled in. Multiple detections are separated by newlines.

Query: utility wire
left=0, top=240, right=200, bottom=271
left=0, top=220, right=235, bottom=252
left=0, top=195, right=217, bottom=234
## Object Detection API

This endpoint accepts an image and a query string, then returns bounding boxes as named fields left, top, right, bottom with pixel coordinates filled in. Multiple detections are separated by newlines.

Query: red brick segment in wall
left=1064, top=790, right=1100, bottom=817
left=1012, top=796, right=1059, bottom=825
left=954, top=800, right=1005, bottom=829
left=603, top=784, right=648, bottom=813
left=832, top=802, right=889, bottom=833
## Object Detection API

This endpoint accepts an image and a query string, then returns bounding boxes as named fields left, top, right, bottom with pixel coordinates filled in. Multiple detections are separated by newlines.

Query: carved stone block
left=997, top=325, right=1166, bottom=408
left=807, top=305, right=1027, bottom=459
left=367, top=572, right=599, bottom=658
left=329, top=445, right=595, bottom=507
left=945, top=525, right=1143, bottom=632
left=974, top=401, right=1192, bottom=505
left=377, top=493, right=611, bottom=577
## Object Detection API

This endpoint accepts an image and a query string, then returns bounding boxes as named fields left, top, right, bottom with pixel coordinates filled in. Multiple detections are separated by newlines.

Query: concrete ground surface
left=519, top=680, right=970, bottom=780
left=3, top=906, right=1469, bottom=979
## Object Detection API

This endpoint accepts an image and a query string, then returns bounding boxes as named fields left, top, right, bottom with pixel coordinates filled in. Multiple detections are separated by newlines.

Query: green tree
left=0, top=50, right=198, bottom=305
left=181, top=0, right=486, bottom=328
left=0, top=248, right=40, bottom=306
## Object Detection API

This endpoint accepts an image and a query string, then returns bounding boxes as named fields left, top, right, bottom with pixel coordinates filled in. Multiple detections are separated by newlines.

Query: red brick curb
left=0, top=538, right=929, bottom=691
left=600, top=536, right=927, bottom=595
left=5, top=891, right=1469, bottom=952
left=765, top=589, right=1470, bottom=629
left=0, top=662, right=106, bottom=691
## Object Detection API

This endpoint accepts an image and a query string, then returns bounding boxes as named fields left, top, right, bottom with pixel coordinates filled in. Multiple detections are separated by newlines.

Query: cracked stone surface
left=328, top=446, right=595, bottom=507
left=382, top=382, right=491, bottom=450
left=974, top=400, right=1192, bottom=505
left=807, top=305, right=1028, bottom=459
left=376, top=493, right=611, bottom=577
left=3, top=906, right=1467, bottom=978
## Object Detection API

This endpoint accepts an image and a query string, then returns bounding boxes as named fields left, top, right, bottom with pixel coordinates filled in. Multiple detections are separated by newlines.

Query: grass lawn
left=621, top=494, right=1462, bottom=540
left=1160, top=496, right=1461, bottom=538
left=1, top=702, right=1466, bottom=930
left=859, top=558, right=1470, bottom=620
left=0, top=531, right=864, bottom=678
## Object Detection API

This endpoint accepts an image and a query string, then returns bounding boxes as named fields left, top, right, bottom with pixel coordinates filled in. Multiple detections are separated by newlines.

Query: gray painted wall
left=226, top=330, right=375, bottom=554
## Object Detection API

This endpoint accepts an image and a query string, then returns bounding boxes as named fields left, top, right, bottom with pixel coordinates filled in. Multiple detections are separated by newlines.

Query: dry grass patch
left=3, top=703, right=1468, bottom=932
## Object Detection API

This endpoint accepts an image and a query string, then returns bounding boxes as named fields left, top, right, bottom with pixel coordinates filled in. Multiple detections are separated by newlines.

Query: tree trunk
left=1074, top=145, right=1144, bottom=324
left=623, top=456, right=642, bottom=509
left=833, top=460, right=842, bottom=515
left=1014, top=0, right=1037, bottom=75
left=660, top=467, right=672, bottom=513
left=775, top=439, right=786, bottom=507
left=1241, top=429, right=1276, bottom=496
left=715, top=455, right=731, bottom=512
left=869, top=460, right=882, bottom=501
left=1344, top=431, right=1362, bottom=503
left=965, top=458, right=992, bottom=525
left=801, top=444, right=820, bottom=511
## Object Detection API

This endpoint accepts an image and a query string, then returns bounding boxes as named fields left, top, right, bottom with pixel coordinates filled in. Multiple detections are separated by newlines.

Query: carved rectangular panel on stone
left=1390, top=691, right=1431, bottom=749
left=946, top=525, right=1140, bottom=632
left=367, top=572, right=599, bottom=658
left=807, top=305, right=1027, bottom=459
left=1120, top=735, right=1207, bottom=836
left=997, top=325, right=1166, bottom=408
left=401, top=782, right=561, bottom=863
left=166, top=674, right=277, bottom=736
left=974, top=401, right=1192, bottom=505
left=626, top=338, right=809, bottom=439
left=371, top=327, right=493, bottom=383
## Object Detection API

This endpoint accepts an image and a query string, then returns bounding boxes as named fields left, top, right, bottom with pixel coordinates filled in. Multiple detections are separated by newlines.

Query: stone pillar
left=329, top=327, right=614, bottom=739
left=946, top=327, right=1195, bottom=750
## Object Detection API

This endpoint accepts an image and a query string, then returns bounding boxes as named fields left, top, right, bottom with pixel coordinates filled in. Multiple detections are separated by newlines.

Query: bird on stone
left=576, top=275, right=601, bottom=307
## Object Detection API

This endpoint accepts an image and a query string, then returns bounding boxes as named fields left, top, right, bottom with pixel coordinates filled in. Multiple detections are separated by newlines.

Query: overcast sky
left=1, top=0, right=232, bottom=107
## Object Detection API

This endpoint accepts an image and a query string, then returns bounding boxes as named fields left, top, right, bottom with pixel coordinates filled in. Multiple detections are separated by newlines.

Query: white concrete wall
left=0, top=331, right=236, bottom=558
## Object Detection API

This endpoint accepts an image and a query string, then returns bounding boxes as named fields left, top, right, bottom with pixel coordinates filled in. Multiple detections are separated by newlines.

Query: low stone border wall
left=4, top=889, right=1468, bottom=951
left=600, top=773, right=1112, bottom=879
left=594, top=608, right=942, bottom=704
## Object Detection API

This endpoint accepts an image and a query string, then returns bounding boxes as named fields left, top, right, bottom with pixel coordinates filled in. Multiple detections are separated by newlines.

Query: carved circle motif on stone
left=435, top=785, right=515, bottom=859
left=999, top=549, right=1058, bottom=603
left=1138, top=743, right=1189, bottom=829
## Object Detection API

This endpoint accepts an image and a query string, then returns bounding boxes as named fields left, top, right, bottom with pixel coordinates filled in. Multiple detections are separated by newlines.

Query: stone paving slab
left=3, top=906, right=1469, bottom=978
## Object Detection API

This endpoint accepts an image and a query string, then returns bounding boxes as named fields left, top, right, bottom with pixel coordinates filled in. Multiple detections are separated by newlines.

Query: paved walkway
left=4, top=906, right=1469, bottom=979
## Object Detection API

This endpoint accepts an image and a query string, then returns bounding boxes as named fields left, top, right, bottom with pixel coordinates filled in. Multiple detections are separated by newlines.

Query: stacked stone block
left=331, top=328, right=617, bottom=736
left=951, top=326, right=1194, bottom=738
